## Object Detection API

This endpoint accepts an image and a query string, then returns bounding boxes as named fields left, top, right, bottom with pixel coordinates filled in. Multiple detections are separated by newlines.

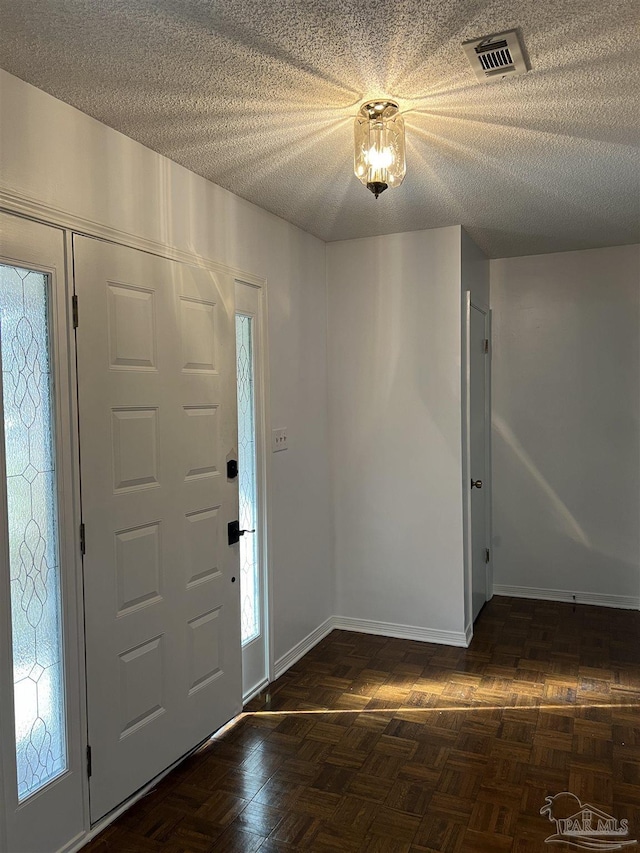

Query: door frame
left=235, top=278, right=274, bottom=700
left=0, top=214, right=87, bottom=853
left=462, top=294, right=493, bottom=640
left=1, top=191, right=270, bottom=851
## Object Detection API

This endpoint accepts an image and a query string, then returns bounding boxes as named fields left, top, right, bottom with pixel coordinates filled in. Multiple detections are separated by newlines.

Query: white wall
left=327, top=227, right=468, bottom=640
left=491, top=244, right=640, bottom=606
left=0, top=68, right=334, bottom=662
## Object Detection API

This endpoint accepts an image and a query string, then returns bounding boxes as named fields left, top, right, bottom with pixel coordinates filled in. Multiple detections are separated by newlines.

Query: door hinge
left=80, top=523, right=86, bottom=555
left=483, top=338, right=489, bottom=354
left=86, top=744, right=92, bottom=778
left=72, top=294, right=79, bottom=328
left=485, top=548, right=490, bottom=563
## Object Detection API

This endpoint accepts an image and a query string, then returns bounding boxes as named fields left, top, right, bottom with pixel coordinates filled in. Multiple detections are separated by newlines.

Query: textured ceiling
left=1, top=0, right=639, bottom=257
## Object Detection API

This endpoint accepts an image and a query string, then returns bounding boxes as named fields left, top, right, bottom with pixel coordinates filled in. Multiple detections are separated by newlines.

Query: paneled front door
left=74, top=237, right=242, bottom=821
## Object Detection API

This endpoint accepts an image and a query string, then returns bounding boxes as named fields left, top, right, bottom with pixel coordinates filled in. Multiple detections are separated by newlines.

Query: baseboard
left=274, top=616, right=336, bottom=680
left=464, top=622, right=473, bottom=646
left=332, top=616, right=470, bottom=648
left=493, top=584, right=640, bottom=611
left=272, top=612, right=473, bottom=684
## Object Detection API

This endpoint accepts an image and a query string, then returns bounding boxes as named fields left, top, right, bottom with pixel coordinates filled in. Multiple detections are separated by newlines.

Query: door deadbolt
left=471, top=479, right=483, bottom=489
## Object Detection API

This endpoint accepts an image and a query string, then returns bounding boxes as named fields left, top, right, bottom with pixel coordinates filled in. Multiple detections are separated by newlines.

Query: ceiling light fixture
left=354, top=100, right=406, bottom=199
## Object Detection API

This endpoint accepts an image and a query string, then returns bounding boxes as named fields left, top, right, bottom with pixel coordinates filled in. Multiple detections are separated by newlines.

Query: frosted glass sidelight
left=235, top=314, right=259, bottom=645
left=0, top=264, right=67, bottom=801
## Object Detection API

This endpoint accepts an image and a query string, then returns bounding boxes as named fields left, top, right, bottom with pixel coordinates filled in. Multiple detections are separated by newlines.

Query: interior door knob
left=471, top=479, right=483, bottom=489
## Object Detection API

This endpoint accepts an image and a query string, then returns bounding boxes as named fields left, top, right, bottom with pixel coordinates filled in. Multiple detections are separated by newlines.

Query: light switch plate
left=272, top=427, right=288, bottom=452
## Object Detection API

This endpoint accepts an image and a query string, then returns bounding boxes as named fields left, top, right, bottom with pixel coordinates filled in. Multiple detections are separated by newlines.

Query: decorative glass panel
left=235, top=314, right=259, bottom=645
left=0, top=264, right=67, bottom=801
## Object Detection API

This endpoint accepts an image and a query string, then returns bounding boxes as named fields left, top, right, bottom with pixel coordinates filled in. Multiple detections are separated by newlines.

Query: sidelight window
left=235, top=314, right=259, bottom=645
left=0, top=264, right=67, bottom=800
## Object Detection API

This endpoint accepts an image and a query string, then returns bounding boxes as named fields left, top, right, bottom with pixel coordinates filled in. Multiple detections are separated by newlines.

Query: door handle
left=471, top=479, right=483, bottom=489
left=228, top=521, right=256, bottom=545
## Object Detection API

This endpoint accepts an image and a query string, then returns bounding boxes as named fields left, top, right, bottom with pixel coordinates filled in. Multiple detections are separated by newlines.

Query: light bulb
left=367, top=146, right=393, bottom=170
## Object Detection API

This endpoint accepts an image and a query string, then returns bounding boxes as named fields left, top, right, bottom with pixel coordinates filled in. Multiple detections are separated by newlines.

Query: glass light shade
left=354, top=100, right=406, bottom=197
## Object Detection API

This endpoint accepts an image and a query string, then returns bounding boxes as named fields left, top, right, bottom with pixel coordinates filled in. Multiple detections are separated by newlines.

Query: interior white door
left=74, top=236, right=242, bottom=822
left=470, top=303, right=489, bottom=622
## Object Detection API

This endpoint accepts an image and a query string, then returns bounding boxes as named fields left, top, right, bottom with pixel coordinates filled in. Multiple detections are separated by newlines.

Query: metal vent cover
left=463, top=29, right=528, bottom=82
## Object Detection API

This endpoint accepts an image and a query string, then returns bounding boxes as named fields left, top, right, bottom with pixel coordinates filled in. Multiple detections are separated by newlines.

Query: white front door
left=470, top=303, right=490, bottom=622
left=74, top=237, right=242, bottom=821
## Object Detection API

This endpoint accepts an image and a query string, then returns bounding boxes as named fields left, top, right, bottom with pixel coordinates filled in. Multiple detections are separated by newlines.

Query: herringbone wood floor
left=84, top=596, right=640, bottom=852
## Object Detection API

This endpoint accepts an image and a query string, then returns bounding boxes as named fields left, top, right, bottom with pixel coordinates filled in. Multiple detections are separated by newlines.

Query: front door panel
left=75, top=237, right=241, bottom=821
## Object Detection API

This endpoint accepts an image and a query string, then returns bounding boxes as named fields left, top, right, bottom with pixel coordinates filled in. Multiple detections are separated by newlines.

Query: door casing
left=235, top=279, right=272, bottom=701
left=0, top=212, right=86, bottom=853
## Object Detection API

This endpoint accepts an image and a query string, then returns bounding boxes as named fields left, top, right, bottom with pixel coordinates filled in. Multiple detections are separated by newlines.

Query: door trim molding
left=464, top=622, right=474, bottom=646
left=0, top=215, right=86, bottom=851
left=0, top=186, right=266, bottom=288
left=462, top=292, right=473, bottom=633
left=493, top=585, right=640, bottom=611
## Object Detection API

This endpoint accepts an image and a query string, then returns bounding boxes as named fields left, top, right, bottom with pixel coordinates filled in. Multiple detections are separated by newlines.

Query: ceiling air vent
left=463, top=29, right=528, bottom=82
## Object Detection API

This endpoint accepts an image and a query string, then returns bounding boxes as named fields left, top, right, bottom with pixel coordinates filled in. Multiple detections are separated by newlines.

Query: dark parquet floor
left=84, top=596, right=640, bottom=852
